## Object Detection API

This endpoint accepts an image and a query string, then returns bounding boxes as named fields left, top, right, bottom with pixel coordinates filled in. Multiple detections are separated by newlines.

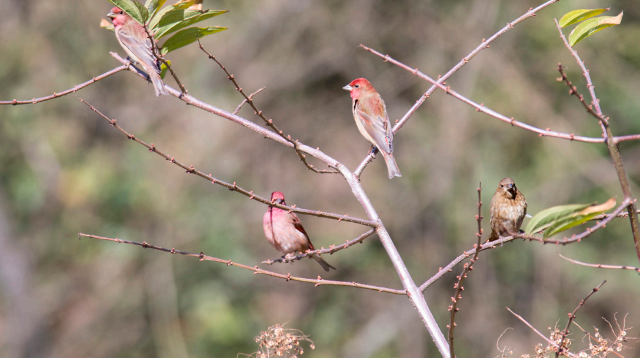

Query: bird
left=263, top=191, right=336, bottom=271
left=343, top=78, right=402, bottom=179
left=107, top=7, right=168, bottom=96
left=488, top=178, right=527, bottom=241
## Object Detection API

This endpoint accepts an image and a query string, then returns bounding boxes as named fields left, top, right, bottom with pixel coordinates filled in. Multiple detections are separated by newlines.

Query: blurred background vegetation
left=1, top=0, right=639, bottom=357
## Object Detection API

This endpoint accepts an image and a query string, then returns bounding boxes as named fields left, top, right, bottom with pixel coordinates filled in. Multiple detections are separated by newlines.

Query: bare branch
left=360, top=45, right=604, bottom=144
left=558, top=254, right=640, bottom=274
left=234, top=87, right=266, bottom=115
left=555, top=19, right=640, bottom=262
left=78, top=233, right=407, bottom=295
left=555, top=281, right=606, bottom=358
left=420, top=199, right=631, bottom=292
left=0, top=65, right=127, bottom=105
left=506, top=307, right=581, bottom=358
left=198, top=41, right=339, bottom=174
left=354, top=0, right=565, bottom=177
left=264, top=229, right=376, bottom=265
left=77, top=97, right=376, bottom=227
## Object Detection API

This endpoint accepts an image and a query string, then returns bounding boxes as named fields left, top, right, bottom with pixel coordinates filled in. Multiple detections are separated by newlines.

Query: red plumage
left=343, top=78, right=401, bottom=179
left=263, top=192, right=335, bottom=271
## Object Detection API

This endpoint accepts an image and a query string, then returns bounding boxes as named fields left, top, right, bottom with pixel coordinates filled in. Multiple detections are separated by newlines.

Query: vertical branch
left=336, top=166, right=451, bottom=358
left=555, top=20, right=640, bottom=262
left=448, top=183, right=483, bottom=358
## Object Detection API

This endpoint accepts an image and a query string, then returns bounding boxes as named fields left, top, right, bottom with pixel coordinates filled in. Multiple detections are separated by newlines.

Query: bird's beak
left=107, top=11, right=116, bottom=18
left=342, top=84, right=353, bottom=91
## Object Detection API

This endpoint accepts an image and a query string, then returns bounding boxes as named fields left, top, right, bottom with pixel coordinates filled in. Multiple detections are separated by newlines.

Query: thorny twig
left=448, top=183, right=484, bottom=358
left=558, top=254, right=640, bottom=274
left=507, top=307, right=581, bottom=358
left=78, top=233, right=407, bottom=295
left=144, top=25, right=187, bottom=95
left=555, top=281, right=606, bottom=358
left=555, top=19, right=640, bottom=263
left=420, top=199, right=630, bottom=292
left=263, top=229, right=376, bottom=265
left=198, top=40, right=339, bottom=174
left=77, top=97, right=376, bottom=227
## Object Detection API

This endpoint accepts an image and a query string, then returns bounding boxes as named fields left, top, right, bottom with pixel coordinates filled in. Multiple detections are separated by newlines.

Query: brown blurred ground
left=1, top=0, right=639, bottom=357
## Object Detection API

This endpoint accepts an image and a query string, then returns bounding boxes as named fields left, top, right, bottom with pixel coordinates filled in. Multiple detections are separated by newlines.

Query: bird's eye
left=500, top=185, right=503, bottom=187
left=354, top=84, right=359, bottom=88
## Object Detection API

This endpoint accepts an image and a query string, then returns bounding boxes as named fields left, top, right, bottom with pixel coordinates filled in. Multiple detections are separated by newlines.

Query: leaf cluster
left=102, top=0, right=227, bottom=55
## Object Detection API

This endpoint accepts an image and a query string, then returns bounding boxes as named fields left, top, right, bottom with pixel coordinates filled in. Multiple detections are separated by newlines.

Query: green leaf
left=155, top=9, right=228, bottom=39
left=525, top=198, right=616, bottom=238
left=107, top=0, right=149, bottom=24
left=160, top=26, right=227, bottom=55
left=159, top=60, right=171, bottom=79
left=559, top=8, right=609, bottom=28
left=568, top=11, right=623, bottom=46
left=145, top=0, right=167, bottom=17
left=525, top=203, right=591, bottom=235
left=543, top=212, right=601, bottom=238
left=148, top=1, right=196, bottom=30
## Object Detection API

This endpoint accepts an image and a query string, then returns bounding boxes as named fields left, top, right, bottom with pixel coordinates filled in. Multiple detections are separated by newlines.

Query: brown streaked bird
left=108, top=7, right=168, bottom=96
left=263, top=191, right=336, bottom=271
left=343, top=78, right=402, bottom=179
left=488, top=178, right=527, bottom=241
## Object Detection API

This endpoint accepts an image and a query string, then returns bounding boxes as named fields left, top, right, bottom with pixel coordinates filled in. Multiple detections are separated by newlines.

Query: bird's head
left=343, top=78, right=373, bottom=99
left=271, top=191, right=286, bottom=205
left=497, top=177, right=518, bottom=199
left=107, top=7, right=123, bottom=19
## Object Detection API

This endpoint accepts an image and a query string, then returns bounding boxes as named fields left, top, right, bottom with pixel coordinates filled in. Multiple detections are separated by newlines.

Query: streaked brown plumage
left=263, top=191, right=335, bottom=271
left=488, top=178, right=527, bottom=241
left=107, top=7, right=168, bottom=96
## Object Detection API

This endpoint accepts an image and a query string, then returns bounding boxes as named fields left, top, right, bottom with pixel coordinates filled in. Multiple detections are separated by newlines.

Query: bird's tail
left=312, top=255, right=336, bottom=271
left=380, top=151, right=402, bottom=179
left=149, top=70, right=168, bottom=96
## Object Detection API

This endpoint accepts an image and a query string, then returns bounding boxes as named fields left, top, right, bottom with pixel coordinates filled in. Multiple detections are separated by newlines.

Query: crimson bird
left=263, top=192, right=336, bottom=271
left=343, top=78, right=401, bottom=179
left=488, top=178, right=527, bottom=241
left=107, top=7, right=168, bottom=96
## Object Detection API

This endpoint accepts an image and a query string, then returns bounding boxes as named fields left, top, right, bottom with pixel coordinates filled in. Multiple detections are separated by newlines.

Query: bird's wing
left=116, top=23, right=160, bottom=73
left=354, top=95, right=393, bottom=153
left=291, top=213, right=314, bottom=250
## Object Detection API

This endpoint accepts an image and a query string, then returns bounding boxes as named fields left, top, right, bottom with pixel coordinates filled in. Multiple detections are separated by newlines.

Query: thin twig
left=198, top=40, right=339, bottom=174
left=234, top=87, right=266, bottom=115
left=77, top=90, right=449, bottom=356
left=558, top=254, right=640, bottom=274
left=0, top=65, right=127, bottom=105
left=263, top=229, right=376, bottom=265
left=78, top=233, right=407, bottom=295
left=420, top=199, right=630, bottom=292
left=557, top=64, right=608, bottom=126
left=77, top=97, right=376, bottom=227
left=360, top=45, right=604, bottom=144
left=448, top=183, right=483, bottom=358
left=555, top=281, right=606, bottom=358
left=555, top=19, right=640, bottom=263
left=507, top=307, right=581, bottom=358
left=144, top=25, right=187, bottom=95
left=354, top=0, right=564, bottom=177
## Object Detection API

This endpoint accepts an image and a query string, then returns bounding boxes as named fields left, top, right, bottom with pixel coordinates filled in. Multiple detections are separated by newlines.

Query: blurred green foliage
left=0, top=0, right=639, bottom=357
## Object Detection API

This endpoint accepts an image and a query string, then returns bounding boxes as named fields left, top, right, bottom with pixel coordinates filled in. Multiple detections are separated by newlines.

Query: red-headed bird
left=343, top=78, right=401, bottom=179
left=263, top=191, right=336, bottom=271
left=107, top=7, right=168, bottom=96
left=488, top=178, right=527, bottom=241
